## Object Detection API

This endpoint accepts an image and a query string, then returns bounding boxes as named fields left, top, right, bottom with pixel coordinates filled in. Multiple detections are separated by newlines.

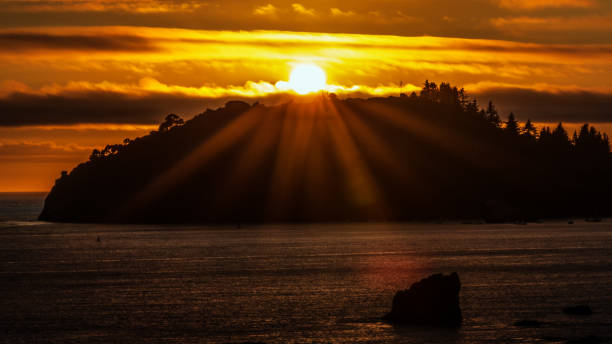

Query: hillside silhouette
left=39, top=81, right=612, bottom=223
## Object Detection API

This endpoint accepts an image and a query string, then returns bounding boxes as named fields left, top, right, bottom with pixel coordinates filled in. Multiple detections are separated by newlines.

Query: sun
left=288, top=64, right=327, bottom=95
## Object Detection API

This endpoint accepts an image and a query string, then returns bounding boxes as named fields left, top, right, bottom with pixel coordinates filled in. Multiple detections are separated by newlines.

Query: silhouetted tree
left=486, top=101, right=501, bottom=128
left=420, top=80, right=432, bottom=101
left=574, top=124, right=611, bottom=158
left=438, top=82, right=460, bottom=105
left=458, top=88, right=467, bottom=108
left=89, top=149, right=102, bottom=161
left=504, top=112, right=520, bottom=135
left=465, top=99, right=479, bottom=116
left=159, top=114, right=184, bottom=132
left=539, top=126, right=551, bottom=141
left=552, top=123, right=570, bottom=144
left=522, top=119, right=537, bottom=138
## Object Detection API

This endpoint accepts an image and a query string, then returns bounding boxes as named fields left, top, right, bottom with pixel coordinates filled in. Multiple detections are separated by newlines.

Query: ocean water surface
left=1, top=193, right=611, bottom=343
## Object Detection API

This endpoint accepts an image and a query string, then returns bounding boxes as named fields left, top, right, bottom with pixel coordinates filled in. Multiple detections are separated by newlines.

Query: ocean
left=1, top=193, right=611, bottom=343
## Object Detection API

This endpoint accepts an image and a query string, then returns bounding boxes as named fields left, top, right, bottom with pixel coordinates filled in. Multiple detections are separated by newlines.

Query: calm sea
left=1, top=193, right=611, bottom=343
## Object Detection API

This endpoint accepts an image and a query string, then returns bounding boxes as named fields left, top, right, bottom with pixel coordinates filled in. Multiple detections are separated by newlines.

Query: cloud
left=0, top=78, right=416, bottom=126
left=472, top=85, right=612, bottom=123
left=0, top=27, right=611, bottom=126
left=0, top=32, right=156, bottom=52
left=292, top=3, right=315, bottom=16
left=0, top=31, right=610, bottom=86
left=253, top=4, right=277, bottom=16
left=1, top=1, right=611, bottom=44
left=10, top=124, right=157, bottom=131
left=0, top=89, right=210, bottom=126
left=0, top=141, right=92, bottom=162
left=0, top=78, right=271, bottom=126
left=497, top=0, right=597, bottom=10
left=2, top=27, right=612, bottom=61
left=2, top=77, right=612, bottom=126
left=0, top=28, right=611, bottom=98
left=330, top=8, right=355, bottom=17
left=491, top=14, right=612, bottom=33
left=3, top=0, right=203, bottom=13
left=0, top=140, right=96, bottom=191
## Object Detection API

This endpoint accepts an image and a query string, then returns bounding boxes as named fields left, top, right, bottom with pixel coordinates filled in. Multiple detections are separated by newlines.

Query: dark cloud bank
left=0, top=91, right=211, bottom=126
left=1, top=87, right=611, bottom=126
left=0, top=32, right=156, bottom=52
left=2, top=30, right=612, bottom=55
left=473, top=87, right=612, bottom=123
left=0, top=91, right=295, bottom=126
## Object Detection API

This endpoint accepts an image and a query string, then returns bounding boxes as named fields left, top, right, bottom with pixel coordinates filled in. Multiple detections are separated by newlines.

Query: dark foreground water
left=1, top=194, right=611, bottom=343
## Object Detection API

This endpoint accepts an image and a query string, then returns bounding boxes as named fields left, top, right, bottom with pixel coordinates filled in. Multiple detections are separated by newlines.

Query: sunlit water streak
left=1, top=194, right=611, bottom=343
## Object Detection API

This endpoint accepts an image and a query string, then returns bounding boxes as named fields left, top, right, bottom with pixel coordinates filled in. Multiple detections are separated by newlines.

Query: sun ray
left=212, top=104, right=282, bottom=211
left=119, top=104, right=262, bottom=217
left=266, top=100, right=319, bottom=219
left=359, top=100, right=499, bottom=167
left=334, top=100, right=415, bottom=181
left=325, top=98, right=389, bottom=219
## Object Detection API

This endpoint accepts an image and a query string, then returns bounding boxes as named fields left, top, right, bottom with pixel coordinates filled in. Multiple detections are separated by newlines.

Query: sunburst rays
left=118, top=94, right=490, bottom=221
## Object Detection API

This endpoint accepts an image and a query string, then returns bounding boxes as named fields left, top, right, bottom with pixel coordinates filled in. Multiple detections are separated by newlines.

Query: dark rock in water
left=566, top=335, right=602, bottom=344
left=514, top=319, right=545, bottom=327
left=383, top=272, right=462, bottom=326
left=563, top=305, right=593, bottom=315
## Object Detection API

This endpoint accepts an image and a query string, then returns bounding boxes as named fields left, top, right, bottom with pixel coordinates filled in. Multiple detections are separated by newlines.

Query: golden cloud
left=253, top=3, right=277, bottom=16
left=497, top=0, right=597, bottom=10
left=491, top=14, right=612, bottom=32
left=3, top=0, right=203, bottom=13
left=292, top=3, right=315, bottom=16
left=330, top=8, right=355, bottom=17
left=1, top=26, right=611, bottom=125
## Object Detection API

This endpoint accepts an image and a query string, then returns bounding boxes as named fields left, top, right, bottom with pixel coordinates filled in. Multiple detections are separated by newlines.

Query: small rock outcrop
left=563, top=305, right=593, bottom=316
left=383, top=272, right=462, bottom=327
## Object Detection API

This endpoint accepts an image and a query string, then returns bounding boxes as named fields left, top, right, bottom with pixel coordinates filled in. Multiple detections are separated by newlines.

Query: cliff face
left=39, top=93, right=612, bottom=223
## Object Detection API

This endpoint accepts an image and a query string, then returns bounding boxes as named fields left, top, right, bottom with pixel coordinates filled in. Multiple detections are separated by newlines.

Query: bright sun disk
left=288, top=64, right=327, bottom=95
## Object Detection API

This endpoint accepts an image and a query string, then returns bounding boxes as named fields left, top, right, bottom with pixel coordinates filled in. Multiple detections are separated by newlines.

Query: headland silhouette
left=39, top=81, right=611, bottom=223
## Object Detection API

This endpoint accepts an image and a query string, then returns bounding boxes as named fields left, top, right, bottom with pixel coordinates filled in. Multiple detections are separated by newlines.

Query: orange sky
left=1, top=1, right=612, bottom=191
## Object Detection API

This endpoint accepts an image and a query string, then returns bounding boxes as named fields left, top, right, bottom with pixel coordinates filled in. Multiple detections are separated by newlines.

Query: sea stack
left=383, top=272, right=462, bottom=327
